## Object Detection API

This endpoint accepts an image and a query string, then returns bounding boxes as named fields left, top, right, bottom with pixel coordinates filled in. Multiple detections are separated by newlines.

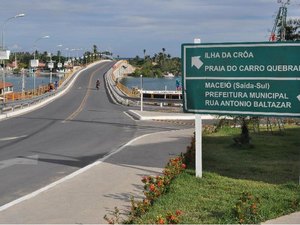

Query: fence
left=1, top=70, right=74, bottom=102
left=0, top=68, right=80, bottom=114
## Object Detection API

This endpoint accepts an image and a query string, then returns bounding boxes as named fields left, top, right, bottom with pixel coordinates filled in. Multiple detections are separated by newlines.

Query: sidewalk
left=0, top=128, right=194, bottom=224
left=127, top=109, right=215, bottom=120
left=263, top=211, right=300, bottom=224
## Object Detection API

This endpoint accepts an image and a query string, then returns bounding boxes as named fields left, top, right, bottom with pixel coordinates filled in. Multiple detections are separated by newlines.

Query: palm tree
left=161, top=48, right=166, bottom=69
left=93, top=45, right=98, bottom=60
left=143, top=49, right=146, bottom=60
left=93, top=45, right=98, bottom=54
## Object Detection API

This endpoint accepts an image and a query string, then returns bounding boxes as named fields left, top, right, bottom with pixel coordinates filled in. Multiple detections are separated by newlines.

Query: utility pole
left=270, top=0, right=290, bottom=41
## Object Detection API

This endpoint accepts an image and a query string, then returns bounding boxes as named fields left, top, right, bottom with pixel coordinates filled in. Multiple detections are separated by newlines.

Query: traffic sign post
left=182, top=41, right=300, bottom=178
left=182, top=42, right=300, bottom=117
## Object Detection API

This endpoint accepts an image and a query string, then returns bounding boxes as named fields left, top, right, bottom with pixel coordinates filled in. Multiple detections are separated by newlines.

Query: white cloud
left=1, top=0, right=298, bottom=57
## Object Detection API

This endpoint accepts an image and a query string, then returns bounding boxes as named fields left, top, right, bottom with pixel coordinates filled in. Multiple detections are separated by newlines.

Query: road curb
left=127, top=109, right=217, bottom=121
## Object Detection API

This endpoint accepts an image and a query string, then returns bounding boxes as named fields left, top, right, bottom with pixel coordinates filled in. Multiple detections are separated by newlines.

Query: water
left=3, top=74, right=181, bottom=92
left=120, top=76, right=182, bottom=91
left=3, top=73, right=59, bottom=92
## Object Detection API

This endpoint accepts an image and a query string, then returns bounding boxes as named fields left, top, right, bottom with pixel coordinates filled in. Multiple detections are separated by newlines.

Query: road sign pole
left=193, top=38, right=203, bottom=178
left=195, top=114, right=202, bottom=177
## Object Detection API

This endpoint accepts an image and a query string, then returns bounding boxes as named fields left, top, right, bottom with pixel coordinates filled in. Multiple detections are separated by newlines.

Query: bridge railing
left=0, top=68, right=79, bottom=114
left=105, top=61, right=182, bottom=107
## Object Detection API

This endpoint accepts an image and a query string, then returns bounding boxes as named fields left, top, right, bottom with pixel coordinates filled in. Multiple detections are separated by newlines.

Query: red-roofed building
left=0, top=81, right=14, bottom=97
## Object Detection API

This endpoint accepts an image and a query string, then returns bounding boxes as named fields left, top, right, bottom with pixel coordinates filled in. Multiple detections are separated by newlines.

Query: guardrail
left=0, top=68, right=81, bottom=115
left=104, top=62, right=182, bottom=107
left=0, top=91, right=57, bottom=113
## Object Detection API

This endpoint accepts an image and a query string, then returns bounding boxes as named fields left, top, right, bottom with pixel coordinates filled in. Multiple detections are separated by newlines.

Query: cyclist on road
left=96, top=79, right=100, bottom=90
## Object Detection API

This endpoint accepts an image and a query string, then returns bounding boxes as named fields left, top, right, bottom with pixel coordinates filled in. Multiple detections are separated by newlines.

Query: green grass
left=131, top=126, right=300, bottom=224
left=203, top=126, right=300, bottom=184
left=133, top=171, right=300, bottom=224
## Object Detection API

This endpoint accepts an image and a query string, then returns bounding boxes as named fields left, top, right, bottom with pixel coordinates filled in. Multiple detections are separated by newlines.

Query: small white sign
left=30, top=59, right=39, bottom=67
left=48, top=62, right=54, bottom=69
left=0, top=50, right=10, bottom=60
left=57, top=62, right=62, bottom=68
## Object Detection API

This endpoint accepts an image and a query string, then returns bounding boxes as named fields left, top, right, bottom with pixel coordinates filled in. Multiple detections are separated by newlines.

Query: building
left=0, top=81, right=14, bottom=100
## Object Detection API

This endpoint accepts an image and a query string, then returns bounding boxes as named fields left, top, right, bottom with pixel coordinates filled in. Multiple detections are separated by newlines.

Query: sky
left=1, top=0, right=300, bottom=58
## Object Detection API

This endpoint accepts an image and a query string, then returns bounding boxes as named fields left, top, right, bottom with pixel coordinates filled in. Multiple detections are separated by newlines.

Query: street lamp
left=33, top=35, right=49, bottom=59
left=56, top=44, right=63, bottom=75
left=1, top=13, right=25, bottom=50
left=47, top=53, right=54, bottom=83
left=1, top=13, right=25, bottom=104
left=31, top=35, right=50, bottom=94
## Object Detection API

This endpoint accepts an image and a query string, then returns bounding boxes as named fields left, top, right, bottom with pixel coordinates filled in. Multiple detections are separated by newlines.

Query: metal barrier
left=0, top=91, right=56, bottom=113
left=0, top=69, right=78, bottom=114
left=105, top=62, right=182, bottom=107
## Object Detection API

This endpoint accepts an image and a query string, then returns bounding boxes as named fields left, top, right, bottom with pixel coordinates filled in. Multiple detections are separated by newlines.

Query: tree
left=128, top=49, right=180, bottom=77
left=233, top=118, right=251, bottom=147
left=143, top=49, right=146, bottom=59
left=161, top=48, right=166, bottom=69
left=93, top=45, right=98, bottom=54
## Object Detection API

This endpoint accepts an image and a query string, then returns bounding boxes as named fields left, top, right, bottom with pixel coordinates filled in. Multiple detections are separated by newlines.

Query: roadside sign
left=48, top=62, right=54, bottom=69
left=182, top=42, right=300, bottom=117
left=0, top=50, right=10, bottom=60
left=30, top=59, right=39, bottom=68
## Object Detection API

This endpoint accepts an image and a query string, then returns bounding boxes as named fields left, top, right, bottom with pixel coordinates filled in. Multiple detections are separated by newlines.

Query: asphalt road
left=0, top=61, right=193, bottom=207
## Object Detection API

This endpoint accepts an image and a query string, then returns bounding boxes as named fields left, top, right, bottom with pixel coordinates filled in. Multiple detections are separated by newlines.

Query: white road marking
left=0, top=135, right=27, bottom=141
left=123, top=111, right=136, bottom=121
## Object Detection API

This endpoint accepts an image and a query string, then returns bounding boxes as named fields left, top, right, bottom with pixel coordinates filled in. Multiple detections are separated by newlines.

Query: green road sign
left=182, top=42, right=300, bottom=117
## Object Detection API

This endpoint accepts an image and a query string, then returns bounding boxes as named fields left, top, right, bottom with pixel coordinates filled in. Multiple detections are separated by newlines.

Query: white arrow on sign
left=191, top=56, right=203, bottom=69
left=0, top=155, right=39, bottom=170
left=297, top=94, right=300, bottom=102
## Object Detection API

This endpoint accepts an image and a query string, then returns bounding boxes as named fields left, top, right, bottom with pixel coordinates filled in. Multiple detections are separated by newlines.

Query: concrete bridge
left=106, top=60, right=183, bottom=107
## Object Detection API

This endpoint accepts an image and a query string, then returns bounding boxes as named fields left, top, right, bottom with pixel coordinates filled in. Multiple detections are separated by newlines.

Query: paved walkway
left=263, top=211, right=300, bottom=224
left=127, top=109, right=215, bottom=121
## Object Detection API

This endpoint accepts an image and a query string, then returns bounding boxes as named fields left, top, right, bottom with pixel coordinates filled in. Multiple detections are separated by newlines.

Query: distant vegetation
left=128, top=48, right=181, bottom=77
left=4, top=44, right=111, bottom=74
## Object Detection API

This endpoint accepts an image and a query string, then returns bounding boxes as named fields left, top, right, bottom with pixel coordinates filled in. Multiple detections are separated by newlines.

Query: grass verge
left=133, top=171, right=300, bottom=224
left=131, top=126, right=300, bottom=224
left=202, top=126, right=300, bottom=184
